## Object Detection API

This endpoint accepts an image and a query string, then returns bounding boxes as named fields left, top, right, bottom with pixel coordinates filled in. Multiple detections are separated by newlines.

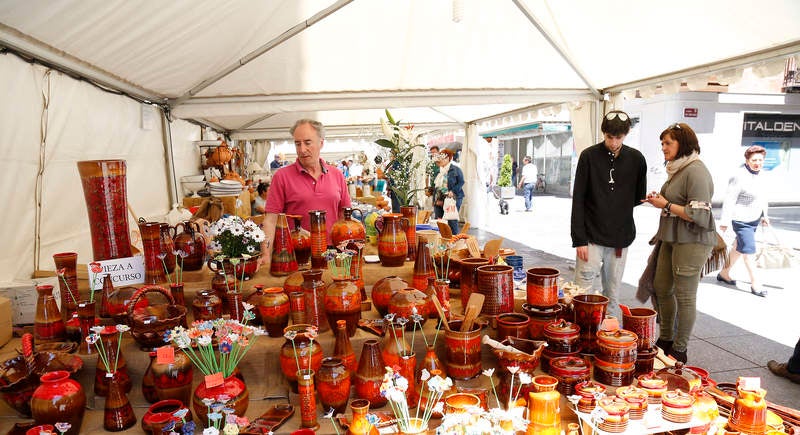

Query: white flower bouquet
left=208, top=216, right=265, bottom=259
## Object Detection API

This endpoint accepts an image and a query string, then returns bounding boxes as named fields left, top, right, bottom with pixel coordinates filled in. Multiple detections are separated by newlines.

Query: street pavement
left=465, top=193, right=800, bottom=410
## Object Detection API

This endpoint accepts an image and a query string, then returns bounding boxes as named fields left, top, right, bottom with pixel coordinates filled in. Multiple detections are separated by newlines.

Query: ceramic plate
left=363, top=255, right=380, bottom=263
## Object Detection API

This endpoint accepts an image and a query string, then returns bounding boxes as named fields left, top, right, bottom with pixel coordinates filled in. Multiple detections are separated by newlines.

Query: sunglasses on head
left=605, top=112, right=629, bottom=122
left=670, top=123, right=682, bottom=130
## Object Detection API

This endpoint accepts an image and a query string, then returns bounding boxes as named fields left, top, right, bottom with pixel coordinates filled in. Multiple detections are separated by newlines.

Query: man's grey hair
left=290, top=119, right=325, bottom=139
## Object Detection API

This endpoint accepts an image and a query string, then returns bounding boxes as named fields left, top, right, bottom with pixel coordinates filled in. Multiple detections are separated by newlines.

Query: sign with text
left=684, top=107, right=698, bottom=118
left=742, top=113, right=800, bottom=138
left=86, top=255, right=145, bottom=290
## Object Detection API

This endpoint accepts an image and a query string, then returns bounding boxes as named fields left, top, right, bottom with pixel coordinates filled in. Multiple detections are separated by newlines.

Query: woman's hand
left=642, top=191, right=668, bottom=209
left=762, top=216, right=770, bottom=226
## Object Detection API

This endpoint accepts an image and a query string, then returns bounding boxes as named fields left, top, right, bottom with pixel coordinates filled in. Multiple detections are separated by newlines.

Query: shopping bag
left=755, top=226, right=797, bottom=269
left=442, top=197, right=459, bottom=220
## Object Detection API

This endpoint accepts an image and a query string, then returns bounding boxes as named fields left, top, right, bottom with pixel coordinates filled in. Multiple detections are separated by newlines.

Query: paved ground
left=464, top=193, right=800, bottom=410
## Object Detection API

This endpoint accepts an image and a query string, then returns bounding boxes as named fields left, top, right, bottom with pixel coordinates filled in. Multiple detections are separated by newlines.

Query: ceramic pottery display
left=309, top=210, right=328, bottom=269
left=34, top=284, right=65, bottom=344
left=171, top=220, right=207, bottom=271
left=104, top=372, right=137, bottom=431
left=31, top=370, right=86, bottom=435
left=331, top=207, right=366, bottom=247
left=526, top=267, right=559, bottom=308
left=77, top=159, right=133, bottom=261
left=371, top=276, right=408, bottom=317
left=271, top=213, right=299, bottom=276
left=354, top=339, right=387, bottom=408
left=400, top=205, right=417, bottom=260
left=377, top=213, right=408, bottom=267
left=301, top=269, right=330, bottom=333
left=289, top=214, right=312, bottom=268
left=459, top=258, right=489, bottom=310
left=444, top=320, right=482, bottom=380
left=324, top=277, right=361, bottom=336
left=316, top=357, right=350, bottom=414
left=192, top=375, right=249, bottom=427
left=476, top=264, right=514, bottom=316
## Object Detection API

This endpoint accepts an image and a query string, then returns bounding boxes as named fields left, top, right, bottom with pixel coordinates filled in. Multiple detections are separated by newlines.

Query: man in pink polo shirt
left=258, top=119, right=351, bottom=269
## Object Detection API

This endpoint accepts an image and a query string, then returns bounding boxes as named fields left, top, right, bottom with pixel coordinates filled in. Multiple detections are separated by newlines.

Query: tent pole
left=161, top=107, right=179, bottom=208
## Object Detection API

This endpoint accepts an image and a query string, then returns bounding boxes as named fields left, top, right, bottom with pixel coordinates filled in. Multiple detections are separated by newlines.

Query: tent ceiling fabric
left=2, top=0, right=800, bottom=138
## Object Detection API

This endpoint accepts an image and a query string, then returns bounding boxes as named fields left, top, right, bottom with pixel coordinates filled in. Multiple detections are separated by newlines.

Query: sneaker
left=767, top=360, right=800, bottom=384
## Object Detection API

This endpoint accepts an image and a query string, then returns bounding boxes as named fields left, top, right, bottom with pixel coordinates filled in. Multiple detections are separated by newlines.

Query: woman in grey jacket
left=642, top=123, right=715, bottom=364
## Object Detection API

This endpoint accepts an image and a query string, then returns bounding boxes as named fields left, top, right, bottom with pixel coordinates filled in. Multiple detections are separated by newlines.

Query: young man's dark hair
left=601, top=110, right=632, bottom=136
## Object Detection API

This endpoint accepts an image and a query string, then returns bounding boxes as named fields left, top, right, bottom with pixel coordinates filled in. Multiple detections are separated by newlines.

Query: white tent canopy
left=2, top=0, right=800, bottom=281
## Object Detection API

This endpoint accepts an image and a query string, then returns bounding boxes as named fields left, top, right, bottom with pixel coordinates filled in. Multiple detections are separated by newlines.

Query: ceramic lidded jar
left=254, top=286, right=290, bottom=337
left=574, top=380, right=606, bottom=413
left=596, top=329, right=638, bottom=365
left=543, top=318, right=580, bottom=353
left=548, top=356, right=590, bottom=396
left=371, top=276, right=409, bottom=317
left=387, top=288, right=429, bottom=330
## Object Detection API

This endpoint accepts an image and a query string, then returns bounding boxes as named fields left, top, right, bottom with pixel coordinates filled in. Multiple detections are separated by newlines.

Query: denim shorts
left=732, top=218, right=760, bottom=254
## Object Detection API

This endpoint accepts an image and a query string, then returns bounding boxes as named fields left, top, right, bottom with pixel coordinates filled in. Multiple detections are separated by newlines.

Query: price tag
left=156, top=346, right=175, bottom=365
left=105, top=372, right=114, bottom=378
left=205, top=372, right=224, bottom=388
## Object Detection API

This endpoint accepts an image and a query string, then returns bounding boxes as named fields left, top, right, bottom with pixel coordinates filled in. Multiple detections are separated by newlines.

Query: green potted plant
left=497, top=154, right=515, bottom=199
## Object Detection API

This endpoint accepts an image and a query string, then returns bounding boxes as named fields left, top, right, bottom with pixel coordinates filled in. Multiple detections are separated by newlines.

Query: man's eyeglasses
left=605, top=112, right=629, bottom=122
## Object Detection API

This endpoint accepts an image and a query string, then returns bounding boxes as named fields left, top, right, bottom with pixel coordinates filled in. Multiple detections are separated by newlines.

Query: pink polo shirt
left=265, top=159, right=352, bottom=238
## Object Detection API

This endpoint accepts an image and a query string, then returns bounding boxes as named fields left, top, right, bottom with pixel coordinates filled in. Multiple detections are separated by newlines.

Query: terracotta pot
left=171, top=220, right=207, bottom=271
left=347, top=399, right=379, bottom=435
left=280, top=324, right=323, bottom=393
left=192, top=289, right=222, bottom=322
left=526, top=267, right=560, bottom=308
left=141, top=399, right=192, bottom=434
left=496, top=312, right=531, bottom=340
left=476, top=265, right=514, bottom=316
left=52, top=252, right=79, bottom=322
left=302, top=269, right=330, bottom=333
left=271, top=213, right=299, bottom=276
left=444, top=392, right=480, bottom=414
left=333, top=319, right=357, bottom=377
left=289, top=291, right=307, bottom=325
left=309, top=210, right=328, bottom=269
left=412, top=239, right=435, bottom=291
left=192, top=375, right=249, bottom=427
left=331, top=207, right=366, bottom=247
left=522, top=303, right=563, bottom=341
left=371, top=275, right=408, bottom=317
left=622, top=307, right=658, bottom=351
left=104, top=372, right=137, bottom=431
left=459, top=257, right=490, bottom=310
left=354, top=339, right=387, bottom=408
left=572, top=294, right=609, bottom=355
left=31, top=371, right=85, bottom=435
left=141, top=352, right=158, bottom=404
left=324, top=277, right=361, bottom=336
left=289, top=214, right=312, bottom=268
left=316, top=357, right=350, bottom=414
left=400, top=206, right=417, bottom=260
left=94, top=327, right=132, bottom=397
left=443, top=320, right=482, bottom=380
left=77, top=159, right=132, bottom=261
left=34, top=285, right=65, bottom=344
left=377, top=213, right=408, bottom=267
left=388, top=288, right=429, bottom=330
left=152, top=348, right=193, bottom=407
left=255, top=287, right=290, bottom=336
left=297, top=370, right=319, bottom=430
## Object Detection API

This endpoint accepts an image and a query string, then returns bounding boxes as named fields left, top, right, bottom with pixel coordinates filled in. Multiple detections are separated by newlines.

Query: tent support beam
left=469, top=102, right=570, bottom=125
left=511, top=0, right=602, bottom=101
left=170, top=0, right=354, bottom=106
left=161, top=108, right=180, bottom=207
left=603, top=40, right=800, bottom=94
left=237, top=113, right=276, bottom=131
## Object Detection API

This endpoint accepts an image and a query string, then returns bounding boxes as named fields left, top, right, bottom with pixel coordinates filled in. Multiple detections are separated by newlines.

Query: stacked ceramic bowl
left=636, top=372, right=668, bottom=405
left=622, top=308, right=658, bottom=375
left=208, top=180, right=244, bottom=196
left=594, top=329, right=638, bottom=386
left=541, top=318, right=581, bottom=373
left=596, top=396, right=631, bottom=433
left=615, top=385, right=649, bottom=420
left=661, top=389, right=696, bottom=423
left=574, top=380, right=606, bottom=413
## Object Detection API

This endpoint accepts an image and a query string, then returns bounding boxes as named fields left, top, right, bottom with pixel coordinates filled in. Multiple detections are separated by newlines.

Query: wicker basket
left=127, top=285, right=187, bottom=350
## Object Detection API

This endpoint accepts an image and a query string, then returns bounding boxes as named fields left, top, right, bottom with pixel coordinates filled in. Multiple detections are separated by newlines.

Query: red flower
left=90, top=262, right=103, bottom=273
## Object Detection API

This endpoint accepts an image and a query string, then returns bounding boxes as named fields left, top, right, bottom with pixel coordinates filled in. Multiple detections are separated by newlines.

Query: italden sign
left=742, top=113, right=800, bottom=138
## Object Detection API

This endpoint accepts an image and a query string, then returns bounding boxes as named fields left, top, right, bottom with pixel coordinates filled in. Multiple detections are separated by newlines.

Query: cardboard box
left=0, top=281, right=38, bottom=325
left=0, top=296, right=12, bottom=347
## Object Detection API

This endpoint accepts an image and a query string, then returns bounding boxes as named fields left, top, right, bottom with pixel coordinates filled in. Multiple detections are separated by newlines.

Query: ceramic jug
left=170, top=220, right=206, bottom=271
left=331, top=207, right=365, bottom=247
left=376, top=213, right=408, bottom=267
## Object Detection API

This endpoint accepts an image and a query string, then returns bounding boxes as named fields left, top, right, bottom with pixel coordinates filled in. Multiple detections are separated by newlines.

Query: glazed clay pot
left=271, top=213, right=299, bottom=276
left=139, top=221, right=169, bottom=284
left=31, top=371, right=85, bottom=435
left=476, top=265, right=514, bottom=316
left=354, top=339, right=387, bottom=408
left=377, top=213, right=408, bottom=267
left=309, top=210, right=328, bottom=269
left=289, top=214, right=312, bottom=268
left=496, top=312, right=531, bottom=340
left=381, top=322, right=411, bottom=368
left=77, top=159, right=133, bottom=261
left=347, top=399, right=380, bottom=435
left=34, top=285, right=65, bottom=344
left=316, top=357, right=351, bottom=414
left=444, top=320, right=482, bottom=380
left=52, top=252, right=79, bottom=322
left=400, top=206, right=417, bottom=260
left=387, top=288, right=429, bottom=330
left=94, top=326, right=132, bottom=397
left=279, top=324, right=324, bottom=393
left=333, top=319, right=357, bottom=377
left=171, top=220, right=206, bottom=271
left=192, top=375, right=249, bottom=427
left=104, top=372, right=137, bottom=431
left=297, top=370, right=319, bottom=430
left=141, top=352, right=159, bottom=404
left=330, top=207, right=366, bottom=247
left=152, top=349, right=193, bottom=407
left=411, top=239, right=435, bottom=291
left=572, top=294, right=609, bottom=355
left=371, top=276, right=409, bottom=317
left=254, top=287, right=290, bottom=337
left=324, top=278, right=361, bottom=336
left=622, top=307, right=658, bottom=351
left=141, top=399, right=192, bottom=434
left=459, top=257, right=490, bottom=310
left=302, top=269, right=330, bottom=333
left=192, top=290, right=222, bottom=322
left=526, top=267, right=560, bottom=308
left=522, top=303, right=563, bottom=341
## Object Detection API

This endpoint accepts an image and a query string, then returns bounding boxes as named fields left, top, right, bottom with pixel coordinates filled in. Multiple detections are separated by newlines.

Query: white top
left=349, top=163, right=364, bottom=177
left=520, top=162, right=538, bottom=184
left=720, top=165, right=769, bottom=225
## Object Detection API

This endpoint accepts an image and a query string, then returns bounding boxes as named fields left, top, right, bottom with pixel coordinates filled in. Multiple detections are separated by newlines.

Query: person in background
left=511, top=158, right=518, bottom=187
left=716, top=145, right=770, bottom=297
left=571, top=110, right=647, bottom=321
left=643, top=122, right=715, bottom=364
left=517, top=156, right=539, bottom=212
left=768, top=338, right=800, bottom=384
left=434, top=148, right=465, bottom=234
left=269, top=154, right=283, bottom=170
left=253, top=182, right=269, bottom=214
left=258, top=119, right=351, bottom=269
left=426, top=145, right=441, bottom=216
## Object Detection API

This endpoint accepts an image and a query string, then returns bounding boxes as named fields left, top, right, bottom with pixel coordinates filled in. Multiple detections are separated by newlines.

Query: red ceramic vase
left=316, top=357, right=351, bottom=414
left=330, top=207, right=366, bottom=248
left=104, top=372, right=137, bottom=431
left=400, top=206, right=417, bottom=260
left=271, top=213, right=299, bottom=276
left=94, top=326, right=132, bottom=397
left=255, top=287, right=290, bottom=337
left=52, top=252, right=79, bottom=322
left=324, top=277, right=361, bottom=336
left=34, top=284, right=65, bottom=344
left=77, top=160, right=133, bottom=261
left=302, top=269, right=330, bottom=333
left=309, top=210, right=328, bottom=269
left=371, top=276, right=408, bottom=317
left=354, top=339, right=387, bottom=408
left=279, top=324, right=324, bottom=393
left=289, top=214, right=312, bottom=268
left=31, top=371, right=86, bottom=435
left=377, top=213, right=408, bottom=267
left=476, top=264, right=514, bottom=316
left=333, top=319, right=357, bottom=377
left=192, top=375, right=249, bottom=427
left=297, top=370, right=319, bottom=430
left=459, top=257, right=490, bottom=310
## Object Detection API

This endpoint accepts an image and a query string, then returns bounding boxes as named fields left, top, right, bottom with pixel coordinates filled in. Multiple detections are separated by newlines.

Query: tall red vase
left=400, top=206, right=417, bottom=261
left=317, top=357, right=350, bottom=414
left=309, top=210, right=327, bottom=269
left=354, top=339, right=387, bottom=408
left=271, top=213, right=299, bottom=276
left=297, top=370, right=319, bottom=430
left=139, top=220, right=168, bottom=284
left=377, top=213, right=408, bottom=267
left=77, top=159, right=132, bottom=261
left=52, top=252, right=79, bottom=322
left=34, top=284, right=65, bottom=344
left=94, top=327, right=132, bottom=397
left=301, top=269, right=329, bottom=333
left=333, top=319, right=357, bottom=377
left=289, top=214, right=312, bottom=269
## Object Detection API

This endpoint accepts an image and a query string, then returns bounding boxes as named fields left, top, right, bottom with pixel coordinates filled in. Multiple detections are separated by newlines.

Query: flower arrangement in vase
left=380, top=366, right=452, bottom=433
left=208, top=216, right=265, bottom=280
left=427, top=239, right=456, bottom=317
left=158, top=249, right=189, bottom=286
left=285, top=325, right=321, bottom=430
left=376, top=109, right=427, bottom=208
left=196, top=396, right=250, bottom=434
left=86, top=324, right=137, bottom=430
